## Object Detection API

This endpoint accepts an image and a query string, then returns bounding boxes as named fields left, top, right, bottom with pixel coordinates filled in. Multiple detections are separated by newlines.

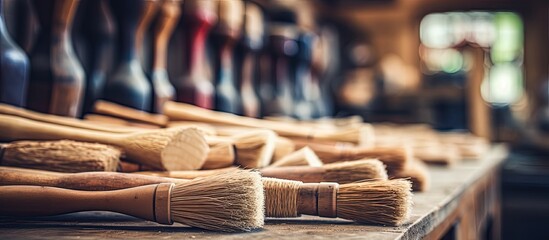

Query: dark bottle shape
left=0, top=0, right=30, bottom=107
left=211, top=0, right=243, bottom=114
left=150, top=0, right=180, bottom=113
left=27, top=0, right=84, bottom=117
left=104, top=0, right=153, bottom=111
left=176, top=0, right=216, bottom=109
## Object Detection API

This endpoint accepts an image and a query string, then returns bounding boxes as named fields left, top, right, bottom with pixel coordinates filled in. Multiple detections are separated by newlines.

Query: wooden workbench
left=0, top=145, right=507, bottom=239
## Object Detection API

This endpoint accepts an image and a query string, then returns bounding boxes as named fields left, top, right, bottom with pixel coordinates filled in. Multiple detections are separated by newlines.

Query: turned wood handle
left=93, top=100, right=168, bottom=126
left=0, top=114, right=121, bottom=145
left=0, top=166, right=187, bottom=191
left=259, top=166, right=325, bottom=183
left=297, top=183, right=338, bottom=217
left=0, top=103, right=133, bottom=133
left=0, top=183, right=174, bottom=224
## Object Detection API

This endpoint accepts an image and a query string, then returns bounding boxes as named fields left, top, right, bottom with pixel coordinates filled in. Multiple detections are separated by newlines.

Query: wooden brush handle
left=259, top=166, right=325, bottom=183
left=0, top=183, right=173, bottom=224
left=0, top=166, right=186, bottom=191
left=93, top=100, right=168, bottom=127
left=0, top=114, right=122, bottom=145
left=0, top=103, right=134, bottom=133
left=203, top=139, right=235, bottom=169
left=297, top=183, right=337, bottom=217
left=137, top=167, right=237, bottom=178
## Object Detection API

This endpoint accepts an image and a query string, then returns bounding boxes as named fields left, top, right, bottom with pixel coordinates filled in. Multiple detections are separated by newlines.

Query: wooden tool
left=211, top=0, right=243, bottom=113
left=176, top=0, right=217, bottom=108
left=80, top=0, right=115, bottom=115
left=263, top=178, right=412, bottom=226
left=139, top=159, right=388, bottom=184
left=0, top=140, right=120, bottom=172
left=0, top=103, right=140, bottom=133
left=235, top=1, right=263, bottom=117
left=0, top=166, right=187, bottom=190
left=27, top=0, right=84, bottom=117
left=0, top=0, right=29, bottom=107
left=294, top=140, right=412, bottom=174
left=150, top=0, right=180, bottom=113
left=209, top=129, right=276, bottom=168
left=392, top=159, right=430, bottom=192
left=163, top=101, right=370, bottom=145
left=268, top=146, right=322, bottom=167
left=0, top=170, right=264, bottom=232
left=84, top=114, right=161, bottom=129
left=93, top=100, right=168, bottom=127
left=0, top=114, right=209, bottom=170
left=104, top=0, right=153, bottom=111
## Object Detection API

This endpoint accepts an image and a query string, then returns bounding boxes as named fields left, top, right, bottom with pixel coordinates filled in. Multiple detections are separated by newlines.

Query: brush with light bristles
left=0, top=170, right=264, bottom=232
left=262, top=178, right=412, bottom=226
left=392, top=159, right=430, bottom=192
left=139, top=159, right=388, bottom=184
left=294, top=140, right=412, bottom=174
left=163, top=101, right=371, bottom=145
left=206, top=129, right=277, bottom=168
left=268, top=147, right=323, bottom=167
left=0, top=140, right=121, bottom=172
left=0, top=114, right=209, bottom=170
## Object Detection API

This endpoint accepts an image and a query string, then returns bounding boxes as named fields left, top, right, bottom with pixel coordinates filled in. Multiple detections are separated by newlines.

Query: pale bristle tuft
left=170, top=170, right=264, bottom=232
left=337, top=179, right=413, bottom=226
left=262, top=178, right=301, bottom=217
left=323, top=159, right=388, bottom=183
left=232, top=130, right=276, bottom=168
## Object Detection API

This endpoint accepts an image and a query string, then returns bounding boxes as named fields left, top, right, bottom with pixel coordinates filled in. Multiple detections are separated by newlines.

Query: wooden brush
left=294, top=140, right=411, bottom=174
left=203, top=139, right=235, bottom=169
left=0, top=166, right=187, bottom=191
left=0, top=103, right=135, bottom=133
left=262, top=178, right=412, bottom=226
left=84, top=114, right=161, bottom=129
left=392, top=159, right=430, bottom=192
left=0, top=114, right=209, bottom=170
left=268, top=147, right=322, bottom=167
left=93, top=100, right=169, bottom=127
left=163, top=101, right=370, bottom=145
left=0, top=170, right=264, bottom=232
left=0, top=167, right=409, bottom=226
left=412, top=143, right=460, bottom=165
left=140, top=159, right=388, bottom=184
left=0, top=140, right=120, bottom=172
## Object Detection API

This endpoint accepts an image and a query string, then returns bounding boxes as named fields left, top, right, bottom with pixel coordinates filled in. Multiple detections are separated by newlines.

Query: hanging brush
left=268, top=147, right=323, bottom=167
left=0, top=140, right=121, bottom=172
left=294, top=140, right=411, bottom=174
left=0, top=114, right=209, bottom=170
left=163, top=101, right=371, bottom=145
left=262, top=178, right=412, bottom=226
left=0, top=170, right=264, bottom=232
left=140, top=159, right=388, bottom=184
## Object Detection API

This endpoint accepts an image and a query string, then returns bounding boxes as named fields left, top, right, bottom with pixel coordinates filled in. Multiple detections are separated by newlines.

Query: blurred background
left=0, top=0, right=548, bottom=238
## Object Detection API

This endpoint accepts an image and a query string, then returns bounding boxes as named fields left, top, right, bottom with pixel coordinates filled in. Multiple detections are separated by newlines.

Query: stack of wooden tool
left=0, top=102, right=424, bottom=231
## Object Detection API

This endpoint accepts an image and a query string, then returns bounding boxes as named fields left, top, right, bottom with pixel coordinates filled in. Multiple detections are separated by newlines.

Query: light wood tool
left=0, top=114, right=209, bottom=170
left=93, top=100, right=168, bottom=127
left=164, top=101, right=370, bottom=145
left=268, top=146, right=322, bottom=167
left=0, top=140, right=120, bottom=172
left=0, top=170, right=264, bottom=232
left=263, top=178, right=412, bottom=226
left=140, top=159, right=388, bottom=184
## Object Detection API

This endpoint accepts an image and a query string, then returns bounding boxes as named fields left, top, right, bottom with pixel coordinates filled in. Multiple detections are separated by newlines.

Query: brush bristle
left=232, top=130, right=277, bottom=168
left=262, top=177, right=301, bottom=217
left=392, top=160, right=430, bottom=192
left=337, top=179, right=413, bottom=226
left=170, top=170, right=264, bottom=232
left=323, top=159, right=388, bottom=183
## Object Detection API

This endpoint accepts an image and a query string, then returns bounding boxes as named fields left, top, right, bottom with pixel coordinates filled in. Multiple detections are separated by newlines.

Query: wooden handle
left=0, top=183, right=174, bottom=224
left=0, top=103, right=133, bottom=133
left=137, top=167, right=237, bottom=178
left=0, top=166, right=186, bottom=191
left=259, top=166, right=325, bottom=183
left=93, top=100, right=168, bottom=127
left=0, top=114, right=120, bottom=145
left=297, top=183, right=338, bottom=217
